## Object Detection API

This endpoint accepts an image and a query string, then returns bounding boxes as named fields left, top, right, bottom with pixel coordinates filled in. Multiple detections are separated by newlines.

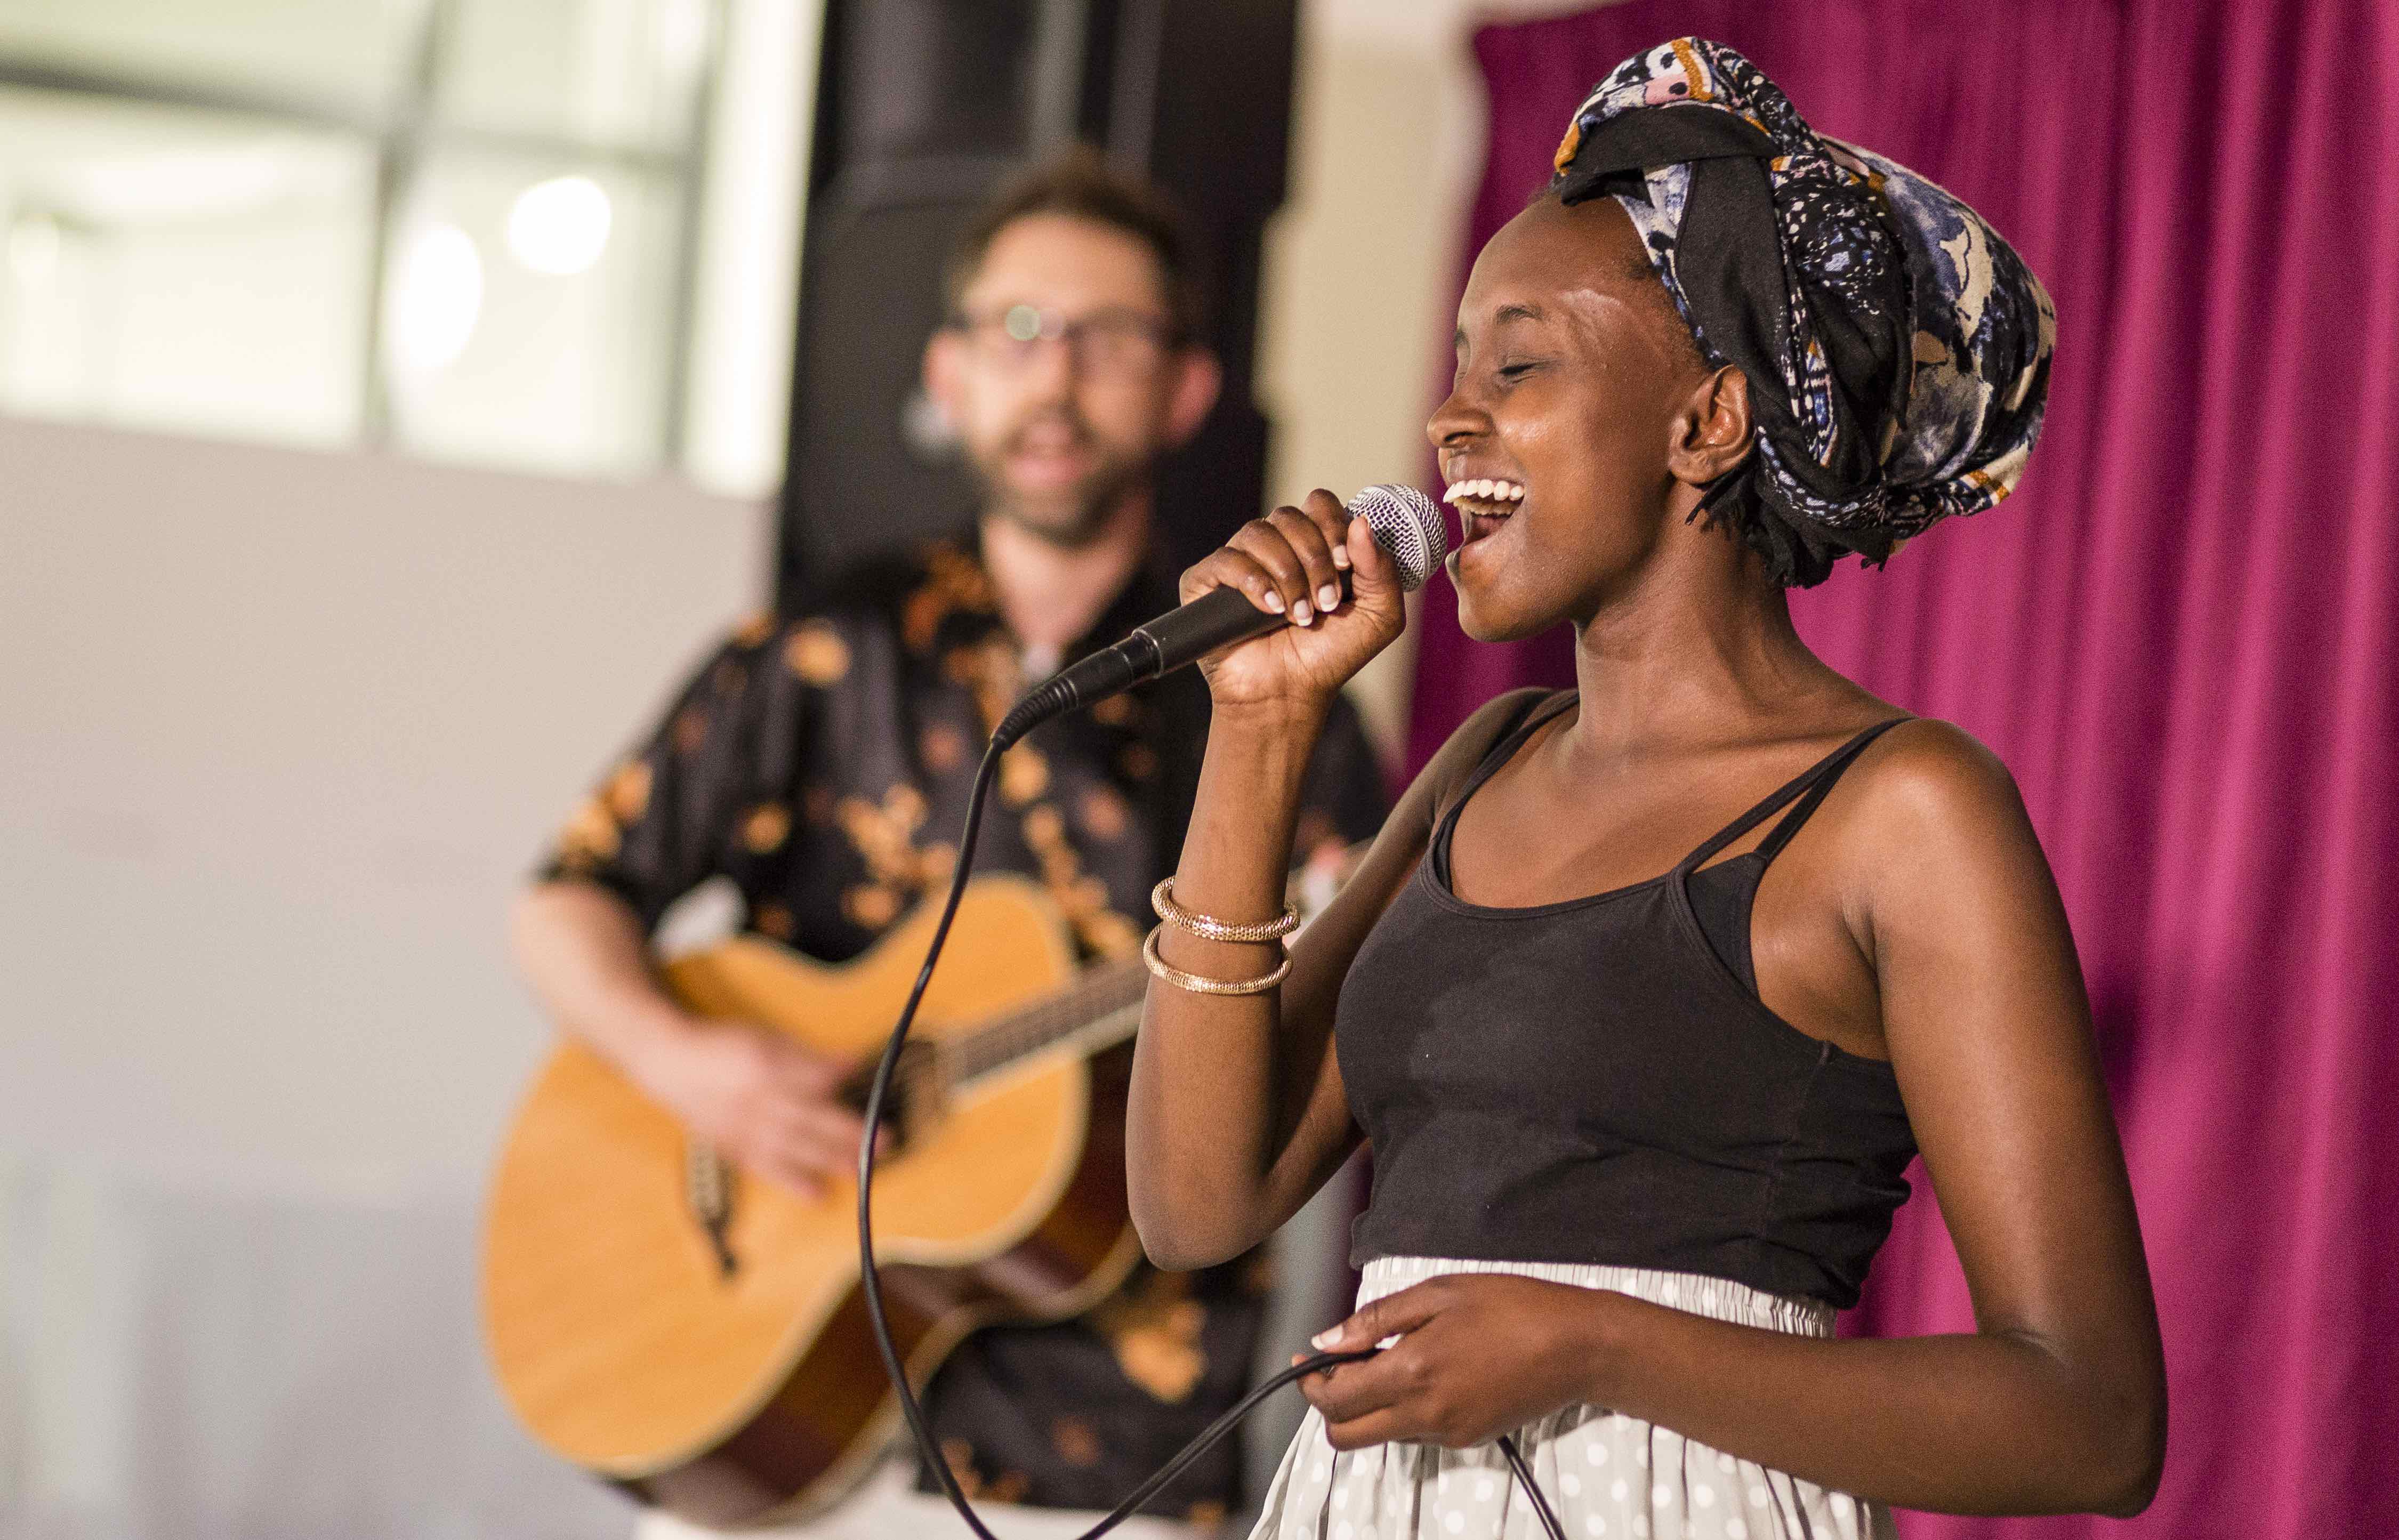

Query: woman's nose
left=1427, top=386, right=1483, bottom=450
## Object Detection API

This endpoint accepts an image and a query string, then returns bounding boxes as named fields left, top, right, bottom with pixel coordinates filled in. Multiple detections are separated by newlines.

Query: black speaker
left=774, top=0, right=1299, bottom=604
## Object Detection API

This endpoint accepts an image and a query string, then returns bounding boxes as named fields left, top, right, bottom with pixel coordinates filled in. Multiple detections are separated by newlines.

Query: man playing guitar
left=511, top=148, right=1387, bottom=1537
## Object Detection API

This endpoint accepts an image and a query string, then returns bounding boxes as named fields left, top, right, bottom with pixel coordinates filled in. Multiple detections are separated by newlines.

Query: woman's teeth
left=1441, top=478, right=1525, bottom=505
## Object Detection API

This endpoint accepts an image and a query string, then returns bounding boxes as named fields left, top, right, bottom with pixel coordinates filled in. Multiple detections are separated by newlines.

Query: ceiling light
left=388, top=223, right=482, bottom=376
left=506, top=175, right=612, bottom=276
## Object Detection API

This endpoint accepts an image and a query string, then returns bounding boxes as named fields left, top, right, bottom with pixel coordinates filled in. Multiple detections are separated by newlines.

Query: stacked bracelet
left=1149, top=877, right=1300, bottom=944
left=1142, top=925, right=1292, bottom=995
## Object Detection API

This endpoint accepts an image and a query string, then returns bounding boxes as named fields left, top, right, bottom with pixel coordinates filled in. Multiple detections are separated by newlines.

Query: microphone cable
left=854, top=735, right=1566, bottom=1540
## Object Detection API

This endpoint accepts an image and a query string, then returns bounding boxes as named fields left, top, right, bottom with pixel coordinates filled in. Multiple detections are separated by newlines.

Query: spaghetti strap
left=1430, top=690, right=1575, bottom=884
left=1677, top=717, right=1912, bottom=874
left=1753, top=717, right=1911, bottom=865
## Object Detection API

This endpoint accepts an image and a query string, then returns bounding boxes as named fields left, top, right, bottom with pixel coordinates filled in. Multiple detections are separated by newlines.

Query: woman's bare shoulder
left=1823, top=716, right=2058, bottom=930
left=1843, top=716, right=2027, bottom=828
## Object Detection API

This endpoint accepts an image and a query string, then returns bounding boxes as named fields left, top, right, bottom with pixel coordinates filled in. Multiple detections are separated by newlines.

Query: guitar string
left=949, top=986, right=1141, bottom=1080
left=942, top=961, right=1148, bottom=1081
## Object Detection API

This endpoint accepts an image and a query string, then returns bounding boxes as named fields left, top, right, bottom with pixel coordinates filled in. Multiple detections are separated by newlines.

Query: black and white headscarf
left=1551, top=37, right=2056, bottom=586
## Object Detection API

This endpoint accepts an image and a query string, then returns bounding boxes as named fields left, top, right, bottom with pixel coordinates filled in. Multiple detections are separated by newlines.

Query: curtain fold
left=1415, top=4, right=2399, bottom=1535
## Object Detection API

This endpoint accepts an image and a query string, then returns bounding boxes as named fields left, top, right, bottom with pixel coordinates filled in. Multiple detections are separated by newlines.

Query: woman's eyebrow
left=1456, top=302, right=1549, bottom=351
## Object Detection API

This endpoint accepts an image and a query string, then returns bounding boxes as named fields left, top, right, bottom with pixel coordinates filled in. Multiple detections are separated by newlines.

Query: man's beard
left=971, top=410, right=1159, bottom=549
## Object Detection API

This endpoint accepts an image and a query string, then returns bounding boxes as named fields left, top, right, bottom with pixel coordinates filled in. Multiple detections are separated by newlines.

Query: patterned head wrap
left=1549, top=38, right=2055, bottom=586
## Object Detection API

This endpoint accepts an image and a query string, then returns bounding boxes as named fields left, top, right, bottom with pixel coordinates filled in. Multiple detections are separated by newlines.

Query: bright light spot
left=389, top=223, right=482, bottom=376
left=7, top=213, right=62, bottom=285
left=506, top=176, right=613, bottom=276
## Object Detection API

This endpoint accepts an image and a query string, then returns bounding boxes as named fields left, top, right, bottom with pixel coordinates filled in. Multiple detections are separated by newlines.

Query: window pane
left=434, top=0, right=712, bottom=153
left=0, top=0, right=422, bottom=117
left=382, top=149, right=678, bottom=477
left=0, top=87, right=374, bottom=447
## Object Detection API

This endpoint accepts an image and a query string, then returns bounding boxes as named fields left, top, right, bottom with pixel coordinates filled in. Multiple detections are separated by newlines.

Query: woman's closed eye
left=1446, top=350, right=1547, bottom=389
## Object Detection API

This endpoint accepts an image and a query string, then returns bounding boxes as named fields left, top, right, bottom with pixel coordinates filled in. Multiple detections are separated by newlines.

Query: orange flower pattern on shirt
left=919, top=721, right=967, bottom=772
left=1077, top=785, right=1130, bottom=842
left=603, top=761, right=653, bottom=822
left=555, top=795, right=620, bottom=863
left=945, top=634, right=1023, bottom=737
left=741, top=802, right=791, bottom=854
left=998, top=744, right=1050, bottom=805
left=1090, top=1270, right=1210, bottom=1403
left=1050, top=1416, right=1103, bottom=1468
left=841, top=883, right=901, bottom=931
left=783, top=619, right=850, bottom=685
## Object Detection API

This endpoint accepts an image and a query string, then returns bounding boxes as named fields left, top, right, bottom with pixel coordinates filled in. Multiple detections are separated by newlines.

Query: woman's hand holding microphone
left=1179, top=488, right=1410, bottom=719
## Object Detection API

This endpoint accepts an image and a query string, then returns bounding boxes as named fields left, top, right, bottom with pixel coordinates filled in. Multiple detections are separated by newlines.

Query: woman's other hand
left=1180, top=489, right=1407, bottom=716
left=1297, top=1275, right=1622, bottom=1450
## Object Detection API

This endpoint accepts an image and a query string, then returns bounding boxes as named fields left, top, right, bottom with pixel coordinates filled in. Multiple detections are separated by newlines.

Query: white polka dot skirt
left=1249, top=1256, right=1890, bottom=1540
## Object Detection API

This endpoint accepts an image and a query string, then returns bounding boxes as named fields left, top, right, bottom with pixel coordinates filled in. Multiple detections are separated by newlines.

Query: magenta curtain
left=1406, top=3, right=2399, bottom=1535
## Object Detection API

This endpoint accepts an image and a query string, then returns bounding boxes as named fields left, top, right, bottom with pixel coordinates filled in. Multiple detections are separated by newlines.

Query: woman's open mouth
left=1443, top=477, right=1524, bottom=553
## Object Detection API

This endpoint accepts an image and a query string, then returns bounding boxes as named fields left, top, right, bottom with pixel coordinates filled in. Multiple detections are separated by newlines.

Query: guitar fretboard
left=945, top=959, right=1150, bottom=1083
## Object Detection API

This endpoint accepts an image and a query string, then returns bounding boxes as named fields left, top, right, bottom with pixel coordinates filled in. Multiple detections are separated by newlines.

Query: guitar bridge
left=683, top=1144, right=738, bottom=1279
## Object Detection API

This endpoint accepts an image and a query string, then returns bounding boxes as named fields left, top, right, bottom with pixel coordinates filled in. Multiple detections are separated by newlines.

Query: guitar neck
left=945, top=958, right=1150, bottom=1084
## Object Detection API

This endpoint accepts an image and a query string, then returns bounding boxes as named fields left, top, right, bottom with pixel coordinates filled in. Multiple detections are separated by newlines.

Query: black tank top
left=1337, top=692, right=1919, bottom=1308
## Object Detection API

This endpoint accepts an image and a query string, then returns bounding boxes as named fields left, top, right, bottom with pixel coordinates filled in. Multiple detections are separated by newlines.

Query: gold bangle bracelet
left=1150, top=877, right=1301, bottom=944
left=1141, top=925, right=1291, bottom=996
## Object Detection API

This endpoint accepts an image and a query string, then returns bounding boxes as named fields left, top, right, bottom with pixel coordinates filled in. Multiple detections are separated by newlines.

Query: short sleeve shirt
left=538, top=530, right=1388, bottom=1520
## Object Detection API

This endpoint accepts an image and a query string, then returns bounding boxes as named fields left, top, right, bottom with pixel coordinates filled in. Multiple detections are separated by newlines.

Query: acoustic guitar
left=480, top=874, right=1151, bottom=1527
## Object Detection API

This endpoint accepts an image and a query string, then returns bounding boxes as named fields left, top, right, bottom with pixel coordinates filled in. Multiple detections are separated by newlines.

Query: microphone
left=993, top=484, right=1447, bottom=749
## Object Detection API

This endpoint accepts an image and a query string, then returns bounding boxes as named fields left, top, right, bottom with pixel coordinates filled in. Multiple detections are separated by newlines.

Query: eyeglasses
left=947, top=303, right=1179, bottom=377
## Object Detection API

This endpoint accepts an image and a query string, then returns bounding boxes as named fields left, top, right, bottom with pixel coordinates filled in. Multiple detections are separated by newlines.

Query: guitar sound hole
left=836, top=1039, right=945, bottom=1158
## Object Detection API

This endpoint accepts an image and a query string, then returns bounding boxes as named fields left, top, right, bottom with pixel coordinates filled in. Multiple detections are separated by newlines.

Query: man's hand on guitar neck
left=511, top=880, right=879, bottom=1203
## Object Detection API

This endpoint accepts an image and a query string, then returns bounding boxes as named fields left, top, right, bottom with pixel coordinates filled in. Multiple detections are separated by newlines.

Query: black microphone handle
left=1131, top=580, right=1298, bottom=676
left=992, top=580, right=1317, bottom=749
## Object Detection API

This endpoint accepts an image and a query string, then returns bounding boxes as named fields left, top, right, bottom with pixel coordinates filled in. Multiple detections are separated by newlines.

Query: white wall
left=0, top=414, right=764, bottom=1537
left=1, top=415, right=767, bottom=1198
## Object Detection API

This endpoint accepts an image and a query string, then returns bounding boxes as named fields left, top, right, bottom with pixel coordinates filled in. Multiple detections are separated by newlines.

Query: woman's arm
left=1129, top=686, right=1546, bottom=1269
left=1300, top=721, right=2168, bottom=1517
left=1124, top=483, right=1532, bottom=1269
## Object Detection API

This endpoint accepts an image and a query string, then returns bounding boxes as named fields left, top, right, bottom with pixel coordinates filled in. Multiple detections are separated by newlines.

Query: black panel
left=841, top=1, right=1040, bottom=164
left=775, top=0, right=1299, bottom=603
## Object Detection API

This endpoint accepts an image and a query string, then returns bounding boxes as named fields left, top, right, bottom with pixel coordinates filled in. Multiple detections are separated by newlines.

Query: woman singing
left=1126, top=38, right=2164, bottom=1540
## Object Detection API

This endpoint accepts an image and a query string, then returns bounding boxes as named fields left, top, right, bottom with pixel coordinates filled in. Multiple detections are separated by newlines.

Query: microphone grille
left=1345, top=483, right=1450, bottom=593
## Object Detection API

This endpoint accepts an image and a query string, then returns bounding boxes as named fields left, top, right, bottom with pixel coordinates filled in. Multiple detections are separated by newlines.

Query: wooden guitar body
left=480, top=876, right=1145, bottom=1526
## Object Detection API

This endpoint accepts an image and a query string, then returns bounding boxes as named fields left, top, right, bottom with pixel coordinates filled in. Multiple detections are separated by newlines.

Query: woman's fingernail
left=1332, top=545, right=1352, bottom=570
left=1311, top=1328, right=1338, bottom=1350
left=1291, top=599, right=1313, bottom=625
left=1318, top=583, right=1341, bottom=611
left=1262, top=590, right=1285, bottom=614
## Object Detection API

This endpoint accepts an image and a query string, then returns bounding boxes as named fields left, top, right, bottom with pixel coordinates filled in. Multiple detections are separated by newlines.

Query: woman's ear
left=1667, top=363, right=1753, bottom=488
